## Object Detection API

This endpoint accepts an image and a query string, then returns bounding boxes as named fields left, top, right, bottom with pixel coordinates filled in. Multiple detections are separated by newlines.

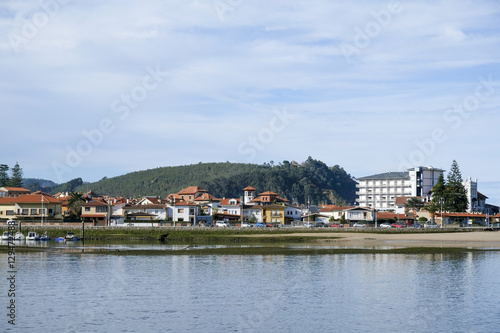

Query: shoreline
left=1, top=231, right=499, bottom=255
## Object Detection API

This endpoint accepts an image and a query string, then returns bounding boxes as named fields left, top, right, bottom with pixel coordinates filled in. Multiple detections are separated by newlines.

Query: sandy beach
left=286, top=231, right=500, bottom=248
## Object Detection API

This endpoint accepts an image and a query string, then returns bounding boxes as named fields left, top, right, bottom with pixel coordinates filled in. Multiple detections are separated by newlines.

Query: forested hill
left=59, top=157, right=356, bottom=205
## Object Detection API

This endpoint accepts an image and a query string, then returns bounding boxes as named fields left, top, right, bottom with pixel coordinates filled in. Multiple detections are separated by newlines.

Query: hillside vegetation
left=35, top=157, right=357, bottom=205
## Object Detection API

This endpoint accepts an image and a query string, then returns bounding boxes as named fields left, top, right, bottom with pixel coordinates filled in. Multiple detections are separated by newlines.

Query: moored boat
left=65, top=232, right=79, bottom=241
left=14, top=231, right=25, bottom=240
left=39, top=234, right=50, bottom=241
left=26, top=232, right=40, bottom=241
left=1, top=231, right=13, bottom=240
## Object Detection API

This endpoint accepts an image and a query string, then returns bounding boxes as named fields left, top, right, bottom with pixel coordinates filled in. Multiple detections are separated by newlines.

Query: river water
left=2, top=245, right=500, bottom=332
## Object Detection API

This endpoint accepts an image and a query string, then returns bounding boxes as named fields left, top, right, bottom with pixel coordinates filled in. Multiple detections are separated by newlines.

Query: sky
left=1, top=0, right=499, bottom=204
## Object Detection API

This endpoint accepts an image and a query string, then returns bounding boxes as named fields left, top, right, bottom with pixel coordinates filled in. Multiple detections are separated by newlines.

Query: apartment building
left=356, top=167, right=443, bottom=211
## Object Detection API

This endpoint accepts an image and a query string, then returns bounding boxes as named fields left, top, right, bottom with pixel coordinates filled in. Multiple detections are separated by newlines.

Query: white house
left=284, top=205, right=302, bottom=222
left=168, top=201, right=198, bottom=224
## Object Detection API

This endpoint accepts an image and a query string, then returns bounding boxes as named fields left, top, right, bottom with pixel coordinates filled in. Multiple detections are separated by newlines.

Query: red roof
left=320, top=205, right=350, bottom=212
left=82, top=201, right=108, bottom=207
left=0, top=187, right=31, bottom=192
left=220, top=198, right=240, bottom=206
left=377, top=212, right=414, bottom=220
left=194, top=193, right=219, bottom=201
left=81, top=214, right=107, bottom=218
left=0, top=194, right=61, bottom=204
left=243, top=186, right=256, bottom=191
left=178, top=186, right=206, bottom=195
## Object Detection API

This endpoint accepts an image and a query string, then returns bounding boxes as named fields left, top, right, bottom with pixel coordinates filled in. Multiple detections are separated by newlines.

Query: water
left=2, top=249, right=500, bottom=332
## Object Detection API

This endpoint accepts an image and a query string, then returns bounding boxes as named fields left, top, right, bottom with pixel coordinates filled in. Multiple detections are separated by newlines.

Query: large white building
left=356, top=167, right=444, bottom=211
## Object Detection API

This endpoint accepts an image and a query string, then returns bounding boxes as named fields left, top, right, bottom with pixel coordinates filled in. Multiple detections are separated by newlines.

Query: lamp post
left=41, top=195, right=44, bottom=226
left=439, top=198, right=445, bottom=228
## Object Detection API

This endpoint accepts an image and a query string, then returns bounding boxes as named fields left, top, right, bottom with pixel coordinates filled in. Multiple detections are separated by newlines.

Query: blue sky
left=1, top=0, right=499, bottom=204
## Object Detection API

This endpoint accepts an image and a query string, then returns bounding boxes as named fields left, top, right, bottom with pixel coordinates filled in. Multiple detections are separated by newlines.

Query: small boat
left=1, top=231, right=13, bottom=240
left=65, top=232, right=79, bottom=241
left=55, top=237, right=66, bottom=242
left=26, top=232, right=40, bottom=241
left=39, top=234, right=50, bottom=241
left=14, top=232, right=25, bottom=240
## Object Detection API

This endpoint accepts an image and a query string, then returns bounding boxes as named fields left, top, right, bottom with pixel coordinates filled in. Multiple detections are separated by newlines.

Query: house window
left=39, top=209, right=46, bottom=215
left=178, top=209, right=184, bottom=213
left=85, top=207, right=90, bottom=211
left=6, top=210, right=14, bottom=215
left=31, top=209, right=37, bottom=215
left=96, top=206, right=107, bottom=212
left=22, top=209, right=28, bottom=215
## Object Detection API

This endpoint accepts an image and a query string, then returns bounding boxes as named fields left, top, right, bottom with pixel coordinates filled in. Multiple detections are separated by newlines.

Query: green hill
left=66, top=157, right=356, bottom=205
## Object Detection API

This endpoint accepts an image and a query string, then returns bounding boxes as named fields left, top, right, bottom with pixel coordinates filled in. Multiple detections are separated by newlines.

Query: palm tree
left=423, top=201, right=440, bottom=224
left=67, top=192, right=85, bottom=218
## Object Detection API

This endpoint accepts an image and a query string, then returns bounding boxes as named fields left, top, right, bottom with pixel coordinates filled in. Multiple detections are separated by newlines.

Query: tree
left=445, top=160, right=468, bottom=212
left=404, top=197, right=424, bottom=214
left=0, top=164, right=9, bottom=187
left=67, top=192, right=85, bottom=218
left=9, top=162, right=23, bottom=187
left=423, top=201, right=440, bottom=224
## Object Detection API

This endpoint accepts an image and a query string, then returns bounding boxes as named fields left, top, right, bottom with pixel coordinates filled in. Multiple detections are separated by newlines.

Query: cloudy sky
left=1, top=0, right=499, bottom=203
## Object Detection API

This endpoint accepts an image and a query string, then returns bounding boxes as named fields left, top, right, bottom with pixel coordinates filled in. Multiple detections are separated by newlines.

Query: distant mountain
left=65, top=157, right=357, bottom=205
left=23, top=178, right=58, bottom=190
left=23, top=178, right=84, bottom=194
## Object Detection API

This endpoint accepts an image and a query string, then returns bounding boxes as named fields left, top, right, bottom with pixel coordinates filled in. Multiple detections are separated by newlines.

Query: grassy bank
left=0, top=225, right=474, bottom=242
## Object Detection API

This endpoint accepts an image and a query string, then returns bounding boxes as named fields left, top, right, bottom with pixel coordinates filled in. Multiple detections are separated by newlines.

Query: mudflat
left=246, top=231, right=500, bottom=248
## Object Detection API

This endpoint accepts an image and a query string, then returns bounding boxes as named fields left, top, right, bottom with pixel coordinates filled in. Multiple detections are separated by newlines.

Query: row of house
left=1, top=177, right=499, bottom=227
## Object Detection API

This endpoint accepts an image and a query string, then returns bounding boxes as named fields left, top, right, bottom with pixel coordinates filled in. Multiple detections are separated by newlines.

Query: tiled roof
left=194, top=193, right=219, bottom=201
left=243, top=186, right=256, bottom=191
left=82, top=201, right=108, bottom=207
left=0, top=187, right=31, bottom=192
left=377, top=212, right=414, bottom=219
left=124, top=204, right=166, bottom=209
left=357, top=172, right=409, bottom=180
left=178, top=186, right=206, bottom=195
left=0, top=194, right=61, bottom=204
left=258, top=191, right=279, bottom=196
left=320, top=205, right=346, bottom=212
left=220, top=198, right=240, bottom=206
left=477, top=191, right=488, bottom=200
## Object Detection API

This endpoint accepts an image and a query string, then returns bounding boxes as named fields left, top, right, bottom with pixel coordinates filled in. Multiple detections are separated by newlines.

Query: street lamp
left=439, top=198, right=445, bottom=228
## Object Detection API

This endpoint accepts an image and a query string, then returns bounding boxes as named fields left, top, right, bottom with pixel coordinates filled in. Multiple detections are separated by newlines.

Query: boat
left=14, top=232, right=25, bottom=240
left=1, top=231, right=13, bottom=240
left=55, top=237, right=66, bottom=242
left=26, top=232, right=40, bottom=241
left=39, top=234, right=50, bottom=241
left=65, top=232, right=79, bottom=241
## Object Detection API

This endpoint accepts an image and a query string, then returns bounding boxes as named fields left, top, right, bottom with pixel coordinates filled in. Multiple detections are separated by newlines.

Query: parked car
left=241, top=222, right=253, bottom=228
left=255, top=222, right=267, bottom=227
left=216, top=221, right=230, bottom=227
left=353, top=223, right=367, bottom=228
left=329, top=223, right=343, bottom=228
left=200, top=222, right=213, bottom=227
left=315, top=222, right=329, bottom=228
left=425, top=222, right=440, bottom=229
left=379, top=223, right=394, bottom=228
left=304, top=222, right=316, bottom=228
left=411, top=223, right=423, bottom=229
left=391, top=223, right=405, bottom=228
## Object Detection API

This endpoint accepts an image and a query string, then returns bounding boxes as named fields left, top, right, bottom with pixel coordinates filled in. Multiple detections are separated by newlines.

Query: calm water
left=2, top=249, right=500, bottom=332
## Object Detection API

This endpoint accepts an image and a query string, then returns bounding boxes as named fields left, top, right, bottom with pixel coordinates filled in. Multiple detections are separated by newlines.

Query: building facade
left=356, top=167, right=444, bottom=211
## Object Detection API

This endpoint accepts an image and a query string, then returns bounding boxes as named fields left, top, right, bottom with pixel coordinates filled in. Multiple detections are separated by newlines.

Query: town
left=1, top=164, right=499, bottom=229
